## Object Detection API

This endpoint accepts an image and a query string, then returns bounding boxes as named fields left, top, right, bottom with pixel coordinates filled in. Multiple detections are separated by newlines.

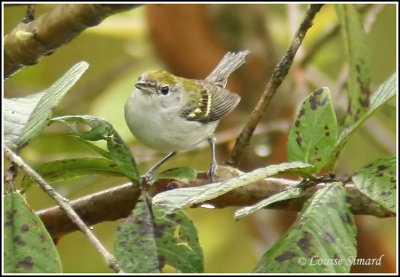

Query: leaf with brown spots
left=287, top=87, right=337, bottom=172
left=4, top=192, right=62, bottom=273
left=253, top=183, right=356, bottom=273
left=331, top=73, right=396, bottom=167
left=336, top=4, right=371, bottom=126
left=114, top=195, right=203, bottom=273
left=352, top=156, right=396, bottom=213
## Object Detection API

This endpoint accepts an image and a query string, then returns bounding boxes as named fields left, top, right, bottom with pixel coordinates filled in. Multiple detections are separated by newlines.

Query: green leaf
left=287, top=87, right=337, bottom=171
left=151, top=167, right=197, bottom=185
left=114, top=195, right=203, bottom=273
left=254, top=183, right=357, bottom=273
left=4, top=192, right=62, bottom=273
left=153, top=162, right=314, bottom=217
left=352, top=156, right=396, bottom=213
left=332, top=73, right=396, bottom=165
left=4, top=61, right=89, bottom=151
left=50, top=115, right=139, bottom=183
left=51, top=115, right=112, bottom=141
left=21, top=157, right=124, bottom=191
left=73, top=136, right=114, bottom=160
left=114, top=195, right=160, bottom=273
left=336, top=4, right=371, bottom=126
left=235, top=187, right=305, bottom=220
left=153, top=207, right=203, bottom=273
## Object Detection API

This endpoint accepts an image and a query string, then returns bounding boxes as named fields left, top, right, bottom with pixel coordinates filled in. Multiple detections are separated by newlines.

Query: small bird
left=125, top=50, right=250, bottom=183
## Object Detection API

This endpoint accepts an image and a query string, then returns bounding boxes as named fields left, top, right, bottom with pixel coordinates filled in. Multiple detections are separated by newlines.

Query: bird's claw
left=208, top=162, right=218, bottom=182
left=139, top=170, right=155, bottom=185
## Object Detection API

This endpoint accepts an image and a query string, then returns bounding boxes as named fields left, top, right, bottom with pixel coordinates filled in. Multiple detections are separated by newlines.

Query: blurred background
left=3, top=4, right=396, bottom=273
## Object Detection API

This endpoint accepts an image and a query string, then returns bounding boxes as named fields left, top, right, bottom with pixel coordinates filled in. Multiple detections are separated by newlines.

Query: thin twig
left=225, top=4, right=324, bottom=166
left=36, top=165, right=394, bottom=239
left=4, top=145, right=123, bottom=273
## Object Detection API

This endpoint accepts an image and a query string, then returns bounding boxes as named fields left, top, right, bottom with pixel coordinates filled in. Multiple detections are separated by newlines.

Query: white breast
left=125, top=90, right=219, bottom=152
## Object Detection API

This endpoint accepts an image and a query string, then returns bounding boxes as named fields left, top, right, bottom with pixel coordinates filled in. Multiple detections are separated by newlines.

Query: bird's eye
left=160, top=86, right=169, bottom=95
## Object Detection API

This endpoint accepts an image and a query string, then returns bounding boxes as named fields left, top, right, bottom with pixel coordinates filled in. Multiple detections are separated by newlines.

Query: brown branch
left=4, top=4, right=140, bottom=79
left=37, top=165, right=395, bottom=239
left=225, top=4, right=324, bottom=166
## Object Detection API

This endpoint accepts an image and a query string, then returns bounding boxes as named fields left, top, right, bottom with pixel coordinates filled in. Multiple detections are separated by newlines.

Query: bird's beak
left=135, top=81, right=153, bottom=95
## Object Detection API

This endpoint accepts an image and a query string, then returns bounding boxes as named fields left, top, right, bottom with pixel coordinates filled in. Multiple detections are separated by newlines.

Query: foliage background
left=3, top=3, right=396, bottom=273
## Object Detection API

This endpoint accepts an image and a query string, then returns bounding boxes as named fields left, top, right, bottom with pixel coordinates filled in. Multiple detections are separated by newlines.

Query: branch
left=225, top=4, right=324, bottom=166
left=4, top=4, right=140, bottom=79
left=36, top=165, right=395, bottom=239
left=4, top=145, right=123, bottom=273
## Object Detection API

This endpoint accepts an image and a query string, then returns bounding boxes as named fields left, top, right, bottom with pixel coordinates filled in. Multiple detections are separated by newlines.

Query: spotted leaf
left=336, top=4, right=371, bottom=126
left=4, top=192, right=62, bottom=273
left=254, top=183, right=356, bottom=273
left=114, top=195, right=203, bottom=273
left=287, top=87, right=337, bottom=172
left=352, top=156, right=396, bottom=213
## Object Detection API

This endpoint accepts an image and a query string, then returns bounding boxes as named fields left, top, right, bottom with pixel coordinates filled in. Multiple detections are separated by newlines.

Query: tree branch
left=225, top=4, right=324, bottom=166
left=4, top=145, right=123, bottom=273
left=4, top=4, right=140, bottom=79
left=36, top=165, right=395, bottom=239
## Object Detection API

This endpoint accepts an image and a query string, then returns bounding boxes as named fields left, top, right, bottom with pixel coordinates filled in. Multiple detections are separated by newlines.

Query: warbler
left=125, top=50, right=250, bottom=182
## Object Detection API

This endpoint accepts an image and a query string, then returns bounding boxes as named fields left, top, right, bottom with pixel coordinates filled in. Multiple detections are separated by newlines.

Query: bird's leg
left=140, top=152, right=176, bottom=184
left=207, top=136, right=218, bottom=182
